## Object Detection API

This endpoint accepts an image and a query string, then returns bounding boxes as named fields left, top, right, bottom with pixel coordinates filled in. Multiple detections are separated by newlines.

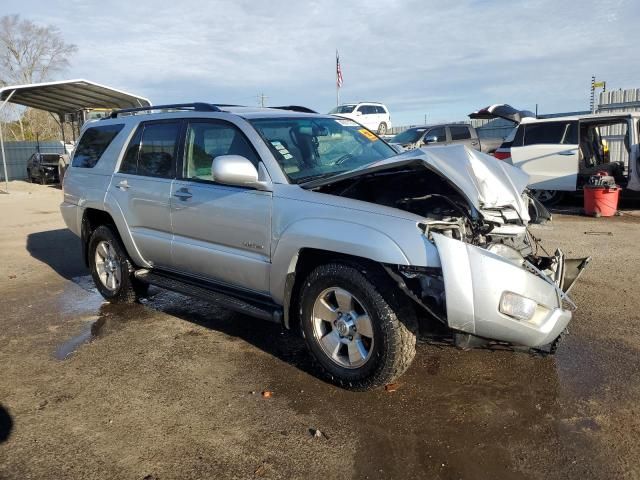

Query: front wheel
left=300, top=263, right=417, bottom=390
left=88, top=225, right=146, bottom=303
left=532, top=189, right=564, bottom=206
left=377, top=122, right=387, bottom=135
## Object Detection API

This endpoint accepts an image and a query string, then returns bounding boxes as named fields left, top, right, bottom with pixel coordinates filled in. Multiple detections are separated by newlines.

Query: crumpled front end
left=431, top=232, right=587, bottom=347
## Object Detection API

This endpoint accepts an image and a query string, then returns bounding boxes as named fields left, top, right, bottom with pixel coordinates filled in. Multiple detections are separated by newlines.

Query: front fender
left=270, top=218, right=410, bottom=304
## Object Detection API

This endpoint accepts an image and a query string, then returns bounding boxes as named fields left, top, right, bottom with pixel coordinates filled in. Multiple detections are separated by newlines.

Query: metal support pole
left=0, top=90, right=16, bottom=193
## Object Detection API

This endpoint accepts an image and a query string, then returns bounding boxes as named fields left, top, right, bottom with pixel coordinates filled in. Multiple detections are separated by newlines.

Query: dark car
left=26, top=153, right=64, bottom=185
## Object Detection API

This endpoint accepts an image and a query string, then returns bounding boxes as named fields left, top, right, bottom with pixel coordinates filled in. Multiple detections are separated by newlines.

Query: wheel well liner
left=81, top=208, right=121, bottom=267
left=283, top=248, right=395, bottom=332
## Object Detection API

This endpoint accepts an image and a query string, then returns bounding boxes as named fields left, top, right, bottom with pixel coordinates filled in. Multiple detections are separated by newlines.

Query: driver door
left=170, top=119, right=272, bottom=294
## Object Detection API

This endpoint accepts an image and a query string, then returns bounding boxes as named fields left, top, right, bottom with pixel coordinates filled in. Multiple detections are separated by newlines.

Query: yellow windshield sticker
left=358, top=129, right=378, bottom=142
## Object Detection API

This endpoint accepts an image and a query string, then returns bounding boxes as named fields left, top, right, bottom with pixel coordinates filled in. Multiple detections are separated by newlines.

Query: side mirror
left=423, top=135, right=439, bottom=144
left=354, top=110, right=362, bottom=116
left=211, top=155, right=268, bottom=190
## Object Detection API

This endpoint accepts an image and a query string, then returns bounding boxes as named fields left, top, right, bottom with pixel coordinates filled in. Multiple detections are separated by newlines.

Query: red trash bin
left=583, top=184, right=620, bottom=217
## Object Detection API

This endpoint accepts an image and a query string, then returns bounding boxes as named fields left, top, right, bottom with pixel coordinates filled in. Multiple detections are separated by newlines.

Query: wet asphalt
left=1, top=183, right=640, bottom=479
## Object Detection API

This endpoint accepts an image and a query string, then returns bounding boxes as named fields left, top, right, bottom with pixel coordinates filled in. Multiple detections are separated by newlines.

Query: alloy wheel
left=311, top=287, right=375, bottom=369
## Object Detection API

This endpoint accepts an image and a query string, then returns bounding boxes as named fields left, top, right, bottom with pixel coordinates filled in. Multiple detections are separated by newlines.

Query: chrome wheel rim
left=311, top=287, right=374, bottom=369
left=94, top=240, right=121, bottom=292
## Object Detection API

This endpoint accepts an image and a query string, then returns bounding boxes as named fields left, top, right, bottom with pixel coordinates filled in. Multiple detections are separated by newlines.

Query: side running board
left=135, top=270, right=282, bottom=324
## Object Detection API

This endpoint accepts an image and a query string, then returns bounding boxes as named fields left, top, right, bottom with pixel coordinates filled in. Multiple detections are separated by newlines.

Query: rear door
left=170, top=119, right=272, bottom=294
left=110, top=120, right=182, bottom=268
left=510, top=120, right=579, bottom=191
left=449, top=125, right=479, bottom=150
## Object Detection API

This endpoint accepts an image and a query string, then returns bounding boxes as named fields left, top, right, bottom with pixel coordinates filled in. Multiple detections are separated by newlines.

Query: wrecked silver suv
left=60, top=103, right=588, bottom=390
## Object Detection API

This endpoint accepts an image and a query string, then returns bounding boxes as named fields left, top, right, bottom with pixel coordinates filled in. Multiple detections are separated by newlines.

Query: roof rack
left=109, top=102, right=220, bottom=118
left=272, top=105, right=317, bottom=113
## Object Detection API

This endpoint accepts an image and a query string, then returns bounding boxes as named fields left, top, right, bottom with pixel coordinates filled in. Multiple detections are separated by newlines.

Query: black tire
left=27, top=169, right=32, bottom=183
left=40, top=174, right=47, bottom=185
left=532, top=189, right=564, bottom=206
left=299, top=263, right=417, bottom=390
left=377, top=122, right=387, bottom=135
left=88, top=225, right=145, bottom=303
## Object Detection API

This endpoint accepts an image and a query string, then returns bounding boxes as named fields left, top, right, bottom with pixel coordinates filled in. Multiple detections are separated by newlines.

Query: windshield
left=391, top=128, right=426, bottom=144
left=250, top=117, right=397, bottom=183
left=328, top=105, right=355, bottom=114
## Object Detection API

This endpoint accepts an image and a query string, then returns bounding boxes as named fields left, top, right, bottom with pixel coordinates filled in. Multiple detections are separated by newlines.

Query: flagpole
left=336, top=49, right=339, bottom=107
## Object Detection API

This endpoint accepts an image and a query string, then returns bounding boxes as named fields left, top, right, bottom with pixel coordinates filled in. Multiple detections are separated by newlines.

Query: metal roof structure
left=0, top=79, right=151, bottom=114
left=0, top=79, right=151, bottom=192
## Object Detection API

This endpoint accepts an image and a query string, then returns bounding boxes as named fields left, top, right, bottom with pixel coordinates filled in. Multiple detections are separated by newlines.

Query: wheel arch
left=280, top=247, right=401, bottom=333
left=80, top=208, right=143, bottom=268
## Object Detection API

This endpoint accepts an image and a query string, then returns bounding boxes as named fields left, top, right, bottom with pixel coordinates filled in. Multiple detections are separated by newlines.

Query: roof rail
left=272, top=105, right=317, bottom=113
left=109, top=102, right=220, bottom=118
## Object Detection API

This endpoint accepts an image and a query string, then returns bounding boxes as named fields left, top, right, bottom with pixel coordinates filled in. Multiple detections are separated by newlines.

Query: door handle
left=558, top=150, right=577, bottom=156
left=116, top=180, right=130, bottom=190
left=173, top=189, right=192, bottom=200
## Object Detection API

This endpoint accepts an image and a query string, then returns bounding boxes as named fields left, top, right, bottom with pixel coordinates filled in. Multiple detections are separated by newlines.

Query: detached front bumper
left=432, top=233, right=578, bottom=348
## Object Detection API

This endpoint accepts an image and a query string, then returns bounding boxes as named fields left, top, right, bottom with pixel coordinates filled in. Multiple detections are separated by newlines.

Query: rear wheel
left=532, top=189, right=564, bottom=206
left=377, top=122, right=388, bottom=135
left=88, top=225, right=146, bottom=303
left=300, top=263, right=417, bottom=390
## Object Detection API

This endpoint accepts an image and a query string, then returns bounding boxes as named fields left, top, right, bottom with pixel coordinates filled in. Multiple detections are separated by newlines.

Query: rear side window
left=450, top=125, right=472, bottom=140
left=523, top=121, right=578, bottom=146
left=119, top=121, right=181, bottom=178
left=375, top=106, right=386, bottom=114
left=72, top=124, right=124, bottom=168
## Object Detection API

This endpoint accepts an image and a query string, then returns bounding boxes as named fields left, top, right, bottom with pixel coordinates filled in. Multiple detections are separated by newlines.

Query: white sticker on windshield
left=335, top=119, right=359, bottom=127
left=283, top=153, right=293, bottom=160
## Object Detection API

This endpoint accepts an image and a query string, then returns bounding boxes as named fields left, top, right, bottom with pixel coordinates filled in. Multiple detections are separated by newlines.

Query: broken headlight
left=499, top=291, right=537, bottom=321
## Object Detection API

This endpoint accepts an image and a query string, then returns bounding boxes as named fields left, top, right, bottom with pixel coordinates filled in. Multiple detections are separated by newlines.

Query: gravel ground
left=1, top=181, right=639, bottom=479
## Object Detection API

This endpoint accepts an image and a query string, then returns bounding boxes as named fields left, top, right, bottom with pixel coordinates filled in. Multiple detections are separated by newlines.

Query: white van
left=501, top=113, right=640, bottom=204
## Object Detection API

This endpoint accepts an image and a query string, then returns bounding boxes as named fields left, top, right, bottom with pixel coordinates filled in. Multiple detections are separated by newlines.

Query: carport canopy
left=0, top=78, right=151, bottom=114
left=0, top=79, right=151, bottom=192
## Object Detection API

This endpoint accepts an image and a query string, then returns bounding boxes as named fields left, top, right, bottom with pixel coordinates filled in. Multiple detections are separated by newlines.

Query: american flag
left=336, top=50, right=343, bottom=88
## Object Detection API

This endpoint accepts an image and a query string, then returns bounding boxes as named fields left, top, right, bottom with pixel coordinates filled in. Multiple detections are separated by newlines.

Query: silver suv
left=60, top=103, right=588, bottom=390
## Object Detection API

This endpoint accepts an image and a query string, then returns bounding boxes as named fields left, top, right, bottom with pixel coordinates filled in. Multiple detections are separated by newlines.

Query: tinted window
left=72, top=124, right=124, bottom=168
left=360, top=105, right=376, bottom=115
left=523, top=121, right=578, bottom=146
left=450, top=125, right=471, bottom=140
left=375, top=106, right=386, bottom=114
left=427, top=127, right=446, bottom=142
left=120, top=127, right=142, bottom=174
left=184, top=121, right=259, bottom=181
left=119, top=121, right=180, bottom=177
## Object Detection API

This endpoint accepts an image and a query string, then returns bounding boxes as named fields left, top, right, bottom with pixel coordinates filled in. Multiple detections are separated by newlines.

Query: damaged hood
left=304, top=144, right=531, bottom=218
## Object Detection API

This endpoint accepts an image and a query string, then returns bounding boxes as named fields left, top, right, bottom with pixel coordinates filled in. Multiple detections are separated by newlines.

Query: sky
left=3, top=0, right=639, bottom=126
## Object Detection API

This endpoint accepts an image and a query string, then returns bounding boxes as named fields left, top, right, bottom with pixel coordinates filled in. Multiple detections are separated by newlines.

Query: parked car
left=493, top=113, right=640, bottom=205
left=329, top=102, right=391, bottom=135
left=26, top=153, right=65, bottom=184
left=60, top=103, right=588, bottom=390
left=389, top=123, right=503, bottom=154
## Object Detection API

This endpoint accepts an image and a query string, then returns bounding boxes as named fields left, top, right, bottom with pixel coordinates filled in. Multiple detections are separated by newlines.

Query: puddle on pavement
left=54, top=316, right=106, bottom=360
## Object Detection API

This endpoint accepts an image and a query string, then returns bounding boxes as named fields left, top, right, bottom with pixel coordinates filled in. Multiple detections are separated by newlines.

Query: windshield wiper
left=297, top=171, right=347, bottom=185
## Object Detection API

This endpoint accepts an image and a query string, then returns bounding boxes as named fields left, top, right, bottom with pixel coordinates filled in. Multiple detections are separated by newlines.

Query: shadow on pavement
left=0, top=405, right=13, bottom=443
left=26, top=228, right=87, bottom=280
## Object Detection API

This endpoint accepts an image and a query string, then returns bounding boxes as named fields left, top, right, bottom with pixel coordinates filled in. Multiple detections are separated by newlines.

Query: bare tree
left=0, top=14, right=77, bottom=85
left=0, top=14, right=77, bottom=140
